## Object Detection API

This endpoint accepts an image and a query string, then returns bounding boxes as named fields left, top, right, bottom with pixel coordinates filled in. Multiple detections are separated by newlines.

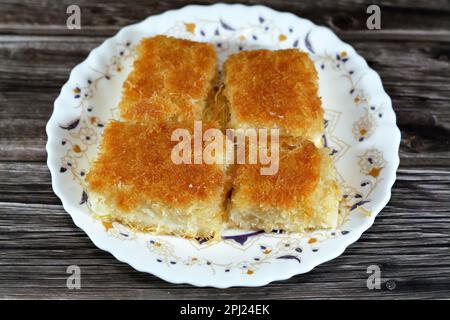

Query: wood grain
left=1, top=37, right=449, bottom=162
left=1, top=0, right=450, bottom=39
left=0, top=0, right=449, bottom=299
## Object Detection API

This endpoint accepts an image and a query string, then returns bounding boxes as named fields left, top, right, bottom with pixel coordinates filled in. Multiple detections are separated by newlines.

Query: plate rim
left=46, top=3, right=401, bottom=288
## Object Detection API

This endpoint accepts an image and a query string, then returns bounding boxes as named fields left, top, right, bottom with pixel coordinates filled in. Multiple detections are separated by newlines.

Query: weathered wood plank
left=0, top=0, right=449, bottom=38
left=0, top=202, right=449, bottom=299
left=0, top=162, right=448, bottom=298
left=0, top=163, right=65, bottom=205
left=0, top=37, right=449, bottom=161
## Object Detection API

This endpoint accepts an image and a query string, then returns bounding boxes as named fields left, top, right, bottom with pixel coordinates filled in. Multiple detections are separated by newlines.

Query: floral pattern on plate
left=46, top=4, right=400, bottom=287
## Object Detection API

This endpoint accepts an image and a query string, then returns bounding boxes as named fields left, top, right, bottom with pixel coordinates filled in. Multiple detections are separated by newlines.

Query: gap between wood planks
left=0, top=29, right=450, bottom=42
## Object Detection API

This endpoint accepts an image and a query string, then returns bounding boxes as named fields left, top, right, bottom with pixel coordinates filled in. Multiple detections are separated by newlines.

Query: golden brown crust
left=88, top=41, right=339, bottom=236
left=229, top=136, right=341, bottom=231
left=232, top=138, right=321, bottom=211
left=223, top=49, right=323, bottom=142
left=86, top=121, right=227, bottom=212
left=120, top=35, right=217, bottom=123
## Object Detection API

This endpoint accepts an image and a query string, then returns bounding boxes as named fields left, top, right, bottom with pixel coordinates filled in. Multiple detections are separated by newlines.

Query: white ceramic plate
left=46, top=3, right=400, bottom=287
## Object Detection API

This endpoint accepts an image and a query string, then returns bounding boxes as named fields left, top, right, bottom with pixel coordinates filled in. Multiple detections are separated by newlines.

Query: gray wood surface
left=0, top=0, right=449, bottom=299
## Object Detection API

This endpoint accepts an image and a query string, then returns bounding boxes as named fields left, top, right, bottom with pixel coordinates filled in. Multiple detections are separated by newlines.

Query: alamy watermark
left=66, top=265, right=81, bottom=289
left=367, top=265, right=396, bottom=290
left=367, top=265, right=381, bottom=289
left=66, top=5, right=81, bottom=30
left=171, top=121, right=280, bottom=175
left=366, top=5, right=381, bottom=30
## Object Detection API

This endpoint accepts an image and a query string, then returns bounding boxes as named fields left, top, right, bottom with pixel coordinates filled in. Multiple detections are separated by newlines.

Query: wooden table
left=1, top=0, right=449, bottom=299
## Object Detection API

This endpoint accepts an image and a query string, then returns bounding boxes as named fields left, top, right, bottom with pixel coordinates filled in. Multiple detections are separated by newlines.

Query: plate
left=46, top=3, right=400, bottom=287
